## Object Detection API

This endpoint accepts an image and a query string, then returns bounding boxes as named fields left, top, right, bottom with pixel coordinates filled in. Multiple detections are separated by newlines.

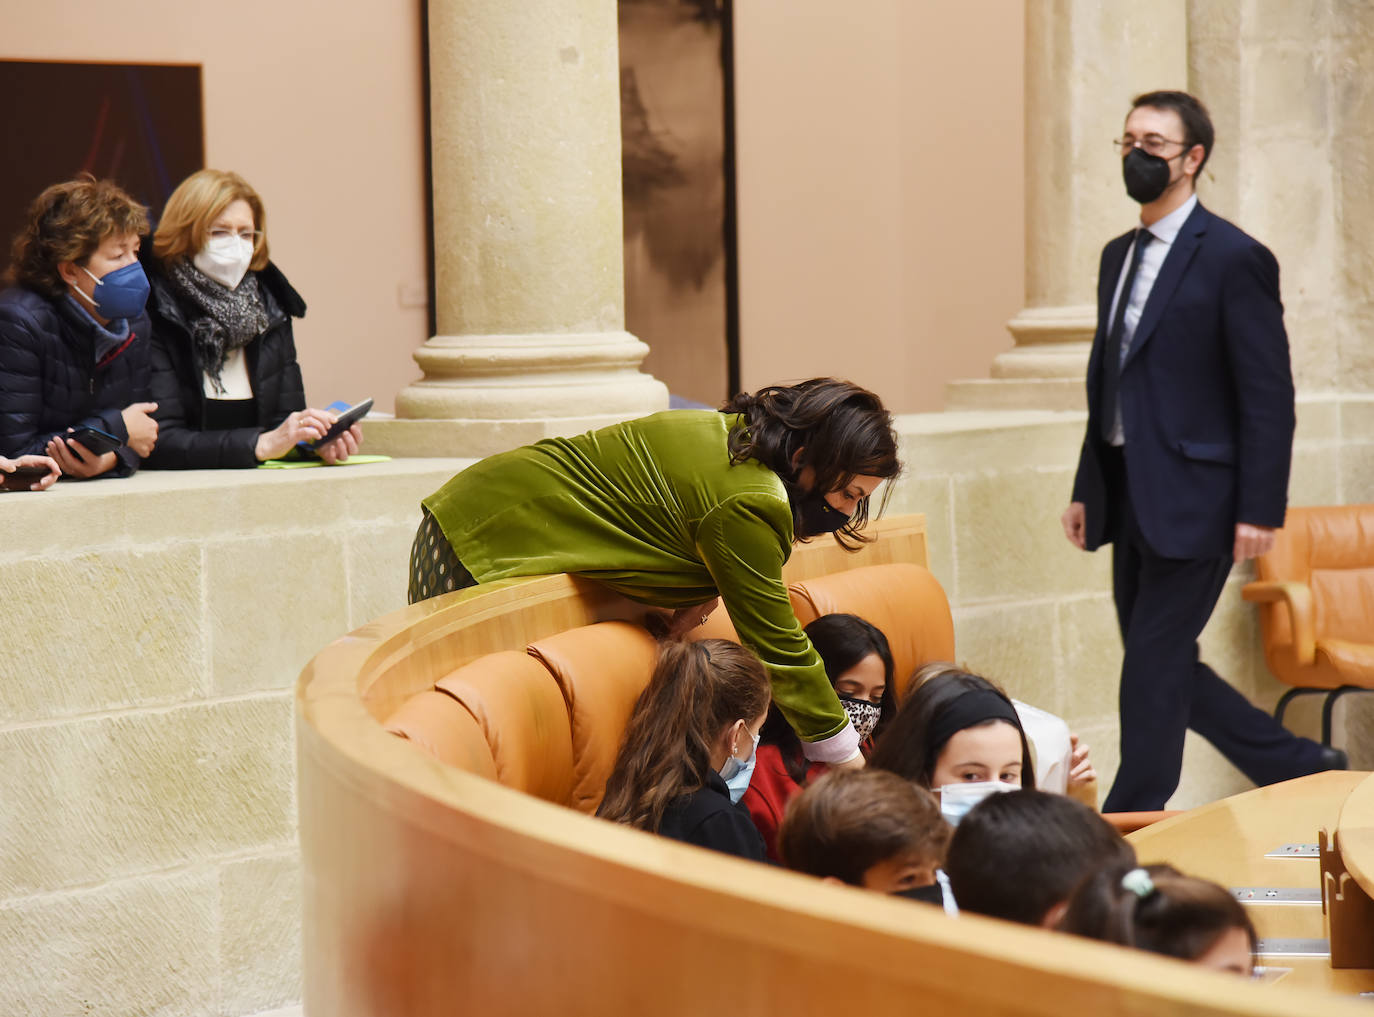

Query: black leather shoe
left=1320, top=746, right=1350, bottom=771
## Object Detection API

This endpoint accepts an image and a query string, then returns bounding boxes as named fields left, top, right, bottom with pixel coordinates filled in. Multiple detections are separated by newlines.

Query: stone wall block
left=953, top=468, right=1112, bottom=602
left=0, top=869, right=217, bottom=1017
left=0, top=494, right=130, bottom=563
left=346, top=521, right=423, bottom=628
left=219, top=852, right=302, bottom=1017
left=1294, top=396, right=1341, bottom=442
left=0, top=548, right=203, bottom=726
left=1341, top=441, right=1374, bottom=503
left=1247, top=46, right=1328, bottom=140
left=901, top=414, right=1086, bottom=476
left=207, top=537, right=349, bottom=696
left=882, top=473, right=955, bottom=597
left=1287, top=442, right=1341, bottom=506
left=952, top=601, right=1060, bottom=714
left=0, top=696, right=293, bottom=898
left=1056, top=594, right=1123, bottom=728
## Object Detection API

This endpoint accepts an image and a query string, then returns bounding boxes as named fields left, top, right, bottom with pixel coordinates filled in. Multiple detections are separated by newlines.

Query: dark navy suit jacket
left=1071, top=202, right=1295, bottom=560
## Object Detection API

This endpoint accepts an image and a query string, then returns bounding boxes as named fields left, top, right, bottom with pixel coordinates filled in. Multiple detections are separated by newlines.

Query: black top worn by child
left=656, top=771, right=767, bottom=861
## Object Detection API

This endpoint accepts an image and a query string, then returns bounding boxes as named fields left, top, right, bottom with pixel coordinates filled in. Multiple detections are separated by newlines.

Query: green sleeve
left=695, top=493, right=849, bottom=744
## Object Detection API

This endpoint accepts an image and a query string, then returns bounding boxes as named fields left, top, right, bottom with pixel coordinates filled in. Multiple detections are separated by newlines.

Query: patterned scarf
left=166, top=258, right=271, bottom=395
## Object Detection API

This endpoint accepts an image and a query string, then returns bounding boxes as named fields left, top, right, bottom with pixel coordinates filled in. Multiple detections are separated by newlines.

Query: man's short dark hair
left=1132, top=90, right=1214, bottom=176
left=945, top=789, right=1136, bottom=925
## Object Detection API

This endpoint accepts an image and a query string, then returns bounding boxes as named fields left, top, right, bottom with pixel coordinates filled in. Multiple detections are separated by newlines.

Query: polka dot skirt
left=407, top=509, right=477, bottom=604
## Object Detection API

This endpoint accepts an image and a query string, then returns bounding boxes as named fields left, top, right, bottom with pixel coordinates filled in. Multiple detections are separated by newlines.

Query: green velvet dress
left=421, top=409, right=857, bottom=761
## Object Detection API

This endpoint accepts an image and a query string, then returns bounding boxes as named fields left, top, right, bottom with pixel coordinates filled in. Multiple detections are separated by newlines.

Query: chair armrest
left=1241, top=580, right=1316, bottom=667
left=1103, top=810, right=1181, bottom=834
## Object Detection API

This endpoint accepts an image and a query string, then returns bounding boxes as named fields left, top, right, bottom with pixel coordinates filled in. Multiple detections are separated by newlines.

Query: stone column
left=946, top=0, right=1188, bottom=411
left=383, top=0, right=667, bottom=456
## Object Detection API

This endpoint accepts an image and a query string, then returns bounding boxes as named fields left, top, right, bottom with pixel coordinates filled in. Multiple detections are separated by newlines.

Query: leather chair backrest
left=788, top=562, right=955, bottom=700
left=434, top=651, right=576, bottom=805
left=1260, top=505, right=1374, bottom=645
left=383, top=690, right=499, bottom=780
left=527, top=621, right=661, bottom=814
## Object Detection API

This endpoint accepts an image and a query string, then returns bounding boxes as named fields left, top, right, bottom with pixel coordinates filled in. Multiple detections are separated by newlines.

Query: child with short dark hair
left=944, top=789, right=1136, bottom=927
left=776, top=768, right=950, bottom=894
left=1058, top=863, right=1257, bottom=975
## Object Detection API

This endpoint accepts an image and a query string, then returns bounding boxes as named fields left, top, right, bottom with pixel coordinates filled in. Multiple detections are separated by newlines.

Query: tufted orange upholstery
left=383, top=690, right=499, bottom=779
left=527, top=621, right=661, bottom=814
left=788, top=562, right=956, bottom=700
left=1243, top=505, right=1374, bottom=742
left=434, top=651, right=576, bottom=805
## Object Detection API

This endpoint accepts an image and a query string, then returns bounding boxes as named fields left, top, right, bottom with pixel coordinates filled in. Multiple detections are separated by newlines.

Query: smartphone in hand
left=310, top=398, right=373, bottom=448
left=65, top=425, right=123, bottom=458
left=0, top=465, right=52, bottom=492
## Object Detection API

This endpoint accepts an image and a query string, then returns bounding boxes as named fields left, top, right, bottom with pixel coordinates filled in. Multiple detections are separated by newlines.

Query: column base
left=943, top=305, right=1095, bottom=411
left=389, top=329, right=669, bottom=456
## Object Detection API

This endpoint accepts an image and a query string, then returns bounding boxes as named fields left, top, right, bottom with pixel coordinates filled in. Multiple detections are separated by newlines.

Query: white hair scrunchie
left=1121, top=867, right=1155, bottom=899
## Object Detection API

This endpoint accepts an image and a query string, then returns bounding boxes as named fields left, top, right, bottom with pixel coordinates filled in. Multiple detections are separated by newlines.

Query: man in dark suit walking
left=1061, top=90, right=1344, bottom=812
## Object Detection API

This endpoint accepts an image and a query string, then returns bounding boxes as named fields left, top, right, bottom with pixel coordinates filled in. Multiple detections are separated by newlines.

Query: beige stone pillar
left=384, top=0, right=668, bottom=456
left=1189, top=0, right=1341, bottom=395
left=946, top=0, right=1188, bottom=411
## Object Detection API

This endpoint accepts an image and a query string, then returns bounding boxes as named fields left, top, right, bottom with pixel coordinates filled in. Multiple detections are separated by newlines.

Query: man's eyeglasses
left=1114, top=135, right=1190, bottom=158
left=208, top=228, right=263, bottom=244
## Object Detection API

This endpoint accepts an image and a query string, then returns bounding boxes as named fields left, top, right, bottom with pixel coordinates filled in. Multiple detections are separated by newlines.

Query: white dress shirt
left=1107, top=193, right=1198, bottom=445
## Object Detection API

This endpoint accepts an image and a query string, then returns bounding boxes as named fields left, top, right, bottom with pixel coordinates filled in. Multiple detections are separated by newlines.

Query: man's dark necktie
left=1101, top=229, right=1153, bottom=443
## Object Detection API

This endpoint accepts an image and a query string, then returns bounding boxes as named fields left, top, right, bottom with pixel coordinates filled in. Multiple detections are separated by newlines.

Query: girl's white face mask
left=195, top=234, right=254, bottom=289
left=936, top=780, right=1016, bottom=826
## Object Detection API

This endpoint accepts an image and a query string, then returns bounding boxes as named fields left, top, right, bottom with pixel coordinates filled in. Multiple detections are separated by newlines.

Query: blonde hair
left=152, top=169, right=269, bottom=270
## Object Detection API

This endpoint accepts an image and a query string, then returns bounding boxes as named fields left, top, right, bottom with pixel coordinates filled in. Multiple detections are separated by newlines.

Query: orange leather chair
left=527, top=621, right=661, bottom=814
left=433, top=651, right=577, bottom=805
left=1242, top=504, right=1374, bottom=744
left=383, top=690, right=499, bottom=779
left=788, top=562, right=956, bottom=699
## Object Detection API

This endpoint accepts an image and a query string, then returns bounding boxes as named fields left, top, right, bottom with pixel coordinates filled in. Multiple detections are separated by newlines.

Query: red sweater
left=742, top=743, right=828, bottom=862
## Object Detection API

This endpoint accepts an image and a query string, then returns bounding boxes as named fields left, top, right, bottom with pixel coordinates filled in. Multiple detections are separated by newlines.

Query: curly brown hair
left=6, top=174, right=149, bottom=299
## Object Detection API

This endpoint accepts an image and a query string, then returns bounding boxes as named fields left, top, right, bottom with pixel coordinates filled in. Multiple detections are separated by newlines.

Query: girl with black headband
left=868, top=667, right=1036, bottom=821
left=598, top=639, right=771, bottom=861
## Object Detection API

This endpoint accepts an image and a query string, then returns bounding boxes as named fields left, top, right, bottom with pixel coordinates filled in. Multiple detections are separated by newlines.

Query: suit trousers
left=1100, top=447, right=1325, bottom=812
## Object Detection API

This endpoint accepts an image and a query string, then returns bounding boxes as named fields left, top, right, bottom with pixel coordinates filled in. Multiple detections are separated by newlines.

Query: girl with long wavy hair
left=597, top=639, right=771, bottom=859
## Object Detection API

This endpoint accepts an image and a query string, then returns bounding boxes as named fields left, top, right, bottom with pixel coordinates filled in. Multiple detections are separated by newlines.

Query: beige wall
left=733, top=0, right=1025, bottom=413
left=2, top=0, right=431, bottom=415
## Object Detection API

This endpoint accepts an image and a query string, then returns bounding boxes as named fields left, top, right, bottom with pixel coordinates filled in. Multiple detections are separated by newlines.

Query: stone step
left=944, top=377, right=1087, bottom=412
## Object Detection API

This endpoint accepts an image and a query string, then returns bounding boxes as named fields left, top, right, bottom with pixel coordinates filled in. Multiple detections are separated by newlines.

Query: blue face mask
left=73, top=261, right=150, bottom=321
left=720, top=726, right=761, bottom=804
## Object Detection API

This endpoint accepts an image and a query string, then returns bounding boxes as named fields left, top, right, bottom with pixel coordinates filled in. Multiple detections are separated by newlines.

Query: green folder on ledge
left=257, top=454, right=393, bottom=469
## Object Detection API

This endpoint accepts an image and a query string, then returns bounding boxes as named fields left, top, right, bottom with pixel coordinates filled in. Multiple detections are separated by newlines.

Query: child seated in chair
left=744, top=613, right=895, bottom=859
left=598, top=639, right=770, bottom=861
left=776, top=768, right=950, bottom=901
left=1058, top=863, right=1256, bottom=976
left=944, top=789, right=1136, bottom=927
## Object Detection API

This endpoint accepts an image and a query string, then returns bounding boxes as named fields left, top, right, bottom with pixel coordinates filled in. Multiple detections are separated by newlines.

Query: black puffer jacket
left=143, top=259, right=307, bottom=469
left=0, top=286, right=151, bottom=476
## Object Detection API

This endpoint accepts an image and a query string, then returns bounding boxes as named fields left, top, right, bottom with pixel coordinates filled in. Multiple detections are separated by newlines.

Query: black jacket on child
left=657, top=770, right=768, bottom=861
left=0, top=285, right=151, bottom=476
left=142, top=258, right=307, bottom=469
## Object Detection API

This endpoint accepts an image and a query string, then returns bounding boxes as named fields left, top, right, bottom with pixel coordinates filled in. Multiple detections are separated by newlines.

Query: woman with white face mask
left=142, top=169, right=362, bottom=468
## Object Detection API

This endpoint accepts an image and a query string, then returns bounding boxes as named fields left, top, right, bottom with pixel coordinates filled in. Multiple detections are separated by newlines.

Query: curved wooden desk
left=297, top=515, right=1372, bottom=1016
left=1128, top=771, right=1374, bottom=996
left=1338, top=774, right=1374, bottom=900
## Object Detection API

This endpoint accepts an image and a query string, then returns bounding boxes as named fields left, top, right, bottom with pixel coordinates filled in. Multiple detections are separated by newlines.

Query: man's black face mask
left=1122, top=146, right=1174, bottom=204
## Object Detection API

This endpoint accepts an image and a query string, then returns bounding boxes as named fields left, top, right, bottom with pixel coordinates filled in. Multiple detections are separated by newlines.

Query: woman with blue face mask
left=0, top=175, right=159, bottom=478
left=597, top=639, right=771, bottom=861
left=141, top=169, right=362, bottom=468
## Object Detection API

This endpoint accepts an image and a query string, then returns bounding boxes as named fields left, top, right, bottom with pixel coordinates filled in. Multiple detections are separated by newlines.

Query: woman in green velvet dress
left=408, top=378, right=901, bottom=765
